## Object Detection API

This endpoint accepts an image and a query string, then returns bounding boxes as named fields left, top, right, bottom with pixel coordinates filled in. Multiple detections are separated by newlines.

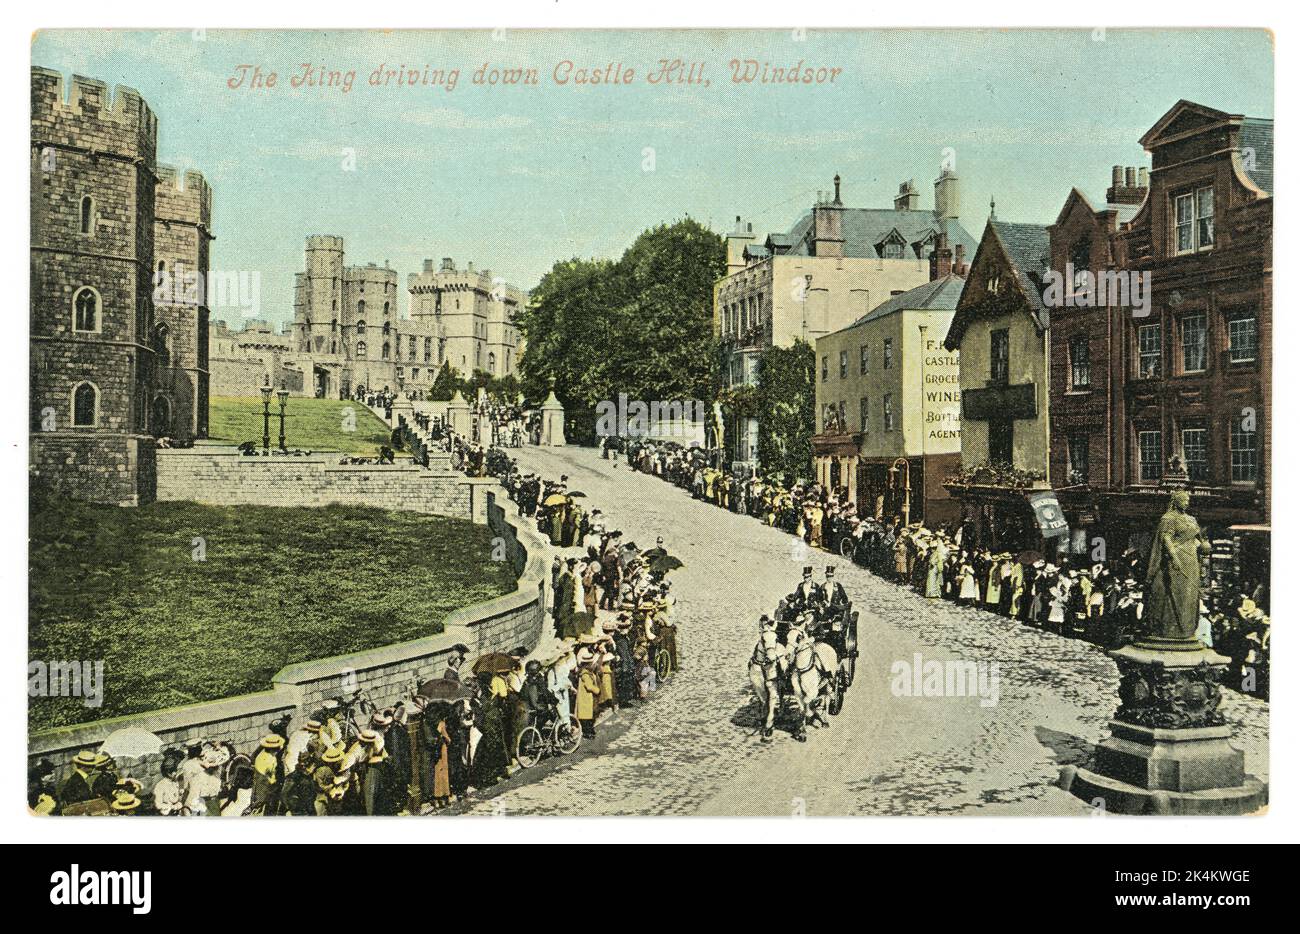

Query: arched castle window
left=383, top=321, right=391, bottom=336
left=357, top=341, right=367, bottom=358
left=79, top=196, right=94, bottom=236
left=356, top=320, right=366, bottom=335
left=382, top=342, right=391, bottom=360
left=357, top=300, right=366, bottom=318
left=71, top=381, right=98, bottom=427
left=72, top=287, right=101, bottom=333
left=383, top=301, right=390, bottom=317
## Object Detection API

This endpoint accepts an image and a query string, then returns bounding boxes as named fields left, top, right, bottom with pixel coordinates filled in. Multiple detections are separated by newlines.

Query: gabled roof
left=1053, top=187, right=1142, bottom=231
left=850, top=273, right=966, bottom=327
left=943, top=219, right=1051, bottom=350
left=990, top=220, right=1051, bottom=318
left=1140, top=99, right=1272, bottom=196
left=1139, top=99, right=1236, bottom=149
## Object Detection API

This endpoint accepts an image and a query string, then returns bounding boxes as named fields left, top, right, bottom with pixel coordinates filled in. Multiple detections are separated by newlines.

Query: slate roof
left=1239, top=118, right=1273, bottom=194
left=851, top=273, right=966, bottom=327
left=770, top=208, right=978, bottom=260
left=988, top=220, right=1052, bottom=322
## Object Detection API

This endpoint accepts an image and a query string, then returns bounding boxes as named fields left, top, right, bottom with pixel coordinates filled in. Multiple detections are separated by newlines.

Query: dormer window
left=1174, top=185, right=1214, bottom=254
left=876, top=230, right=907, bottom=260
left=986, top=269, right=1002, bottom=294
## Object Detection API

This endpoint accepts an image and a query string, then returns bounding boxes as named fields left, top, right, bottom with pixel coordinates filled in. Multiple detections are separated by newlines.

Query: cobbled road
left=461, top=446, right=1269, bottom=817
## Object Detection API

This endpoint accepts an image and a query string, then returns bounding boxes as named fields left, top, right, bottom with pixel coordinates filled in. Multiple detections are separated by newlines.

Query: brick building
left=1049, top=101, right=1271, bottom=579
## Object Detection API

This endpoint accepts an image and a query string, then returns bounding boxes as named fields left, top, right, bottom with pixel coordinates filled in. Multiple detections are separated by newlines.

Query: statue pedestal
left=1062, top=643, right=1266, bottom=815
left=540, top=390, right=566, bottom=447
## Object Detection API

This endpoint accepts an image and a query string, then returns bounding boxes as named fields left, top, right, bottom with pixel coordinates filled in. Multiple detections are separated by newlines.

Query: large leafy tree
left=756, top=340, right=816, bottom=485
left=517, top=218, right=725, bottom=443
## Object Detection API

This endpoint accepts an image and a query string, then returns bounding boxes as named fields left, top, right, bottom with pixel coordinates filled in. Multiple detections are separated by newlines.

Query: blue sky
left=33, top=28, right=1273, bottom=328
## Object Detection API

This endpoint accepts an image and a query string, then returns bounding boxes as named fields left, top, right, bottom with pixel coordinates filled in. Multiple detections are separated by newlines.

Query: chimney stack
left=811, top=175, right=845, bottom=258
left=929, top=232, right=953, bottom=280
left=423, top=259, right=433, bottom=273
left=894, top=179, right=919, bottom=211
left=725, top=214, right=757, bottom=275
left=934, top=167, right=960, bottom=220
left=954, top=243, right=968, bottom=277
left=1106, top=165, right=1150, bottom=205
left=441, top=257, right=454, bottom=271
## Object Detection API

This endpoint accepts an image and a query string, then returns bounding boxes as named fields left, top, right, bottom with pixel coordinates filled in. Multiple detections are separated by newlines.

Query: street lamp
left=889, top=456, right=912, bottom=526
left=259, top=380, right=273, bottom=453
left=276, top=385, right=290, bottom=451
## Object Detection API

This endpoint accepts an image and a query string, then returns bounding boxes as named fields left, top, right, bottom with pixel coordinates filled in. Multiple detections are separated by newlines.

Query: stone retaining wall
left=30, top=465, right=547, bottom=788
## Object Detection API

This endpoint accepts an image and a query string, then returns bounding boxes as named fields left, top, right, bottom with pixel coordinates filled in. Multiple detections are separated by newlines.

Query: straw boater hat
left=72, top=750, right=98, bottom=769
left=111, top=793, right=141, bottom=813
left=92, top=752, right=112, bottom=769
left=259, top=735, right=285, bottom=750
left=321, top=747, right=345, bottom=766
left=370, top=711, right=393, bottom=729
left=304, top=719, right=322, bottom=734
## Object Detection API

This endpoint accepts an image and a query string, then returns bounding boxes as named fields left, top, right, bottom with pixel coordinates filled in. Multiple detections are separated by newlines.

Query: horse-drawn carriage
left=749, top=594, right=859, bottom=741
left=774, top=597, right=859, bottom=690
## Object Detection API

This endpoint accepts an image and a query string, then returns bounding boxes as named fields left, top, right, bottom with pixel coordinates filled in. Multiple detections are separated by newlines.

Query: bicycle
left=515, top=710, right=583, bottom=768
left=328, top=688, right=377, bottom=744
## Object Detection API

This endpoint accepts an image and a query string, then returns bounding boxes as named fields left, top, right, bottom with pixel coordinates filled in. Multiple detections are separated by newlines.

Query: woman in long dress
left=470, top=675, right=511, bottom=790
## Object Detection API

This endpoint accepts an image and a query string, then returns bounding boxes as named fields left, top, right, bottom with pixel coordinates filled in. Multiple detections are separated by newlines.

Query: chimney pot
left=1125, top=166, right=1137, bottom=187
left=1112, top=165, right=1124, bottom=186
left=1138, top=167, right=1150, bottom=187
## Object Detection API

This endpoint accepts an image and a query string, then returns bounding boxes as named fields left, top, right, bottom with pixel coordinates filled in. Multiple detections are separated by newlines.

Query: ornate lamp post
left=276, top=385, right=290, bottom=451
left=889, top=456, right=911, bottom=525
left=259, top=381, right=273, bottom=453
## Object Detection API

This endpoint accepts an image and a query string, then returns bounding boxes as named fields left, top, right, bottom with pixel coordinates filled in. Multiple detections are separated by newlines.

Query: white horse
left=748, top=629, right=784, bottom=742
left=782, top=628, right=838, bottom=741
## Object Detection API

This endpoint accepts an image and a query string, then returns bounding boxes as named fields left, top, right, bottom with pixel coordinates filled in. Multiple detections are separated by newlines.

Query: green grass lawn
left=29, top=499, right=517, bottom=731
left=208, top=395, right=404, bottom=456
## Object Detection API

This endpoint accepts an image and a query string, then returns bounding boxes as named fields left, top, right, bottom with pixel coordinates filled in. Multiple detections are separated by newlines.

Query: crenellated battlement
left=156, top=164, right=212, bottom=226
left=31, top=66, right=157, bottom=163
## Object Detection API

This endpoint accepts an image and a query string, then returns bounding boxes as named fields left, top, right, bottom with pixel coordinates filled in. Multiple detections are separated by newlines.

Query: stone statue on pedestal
left=1060, top=489, right=1266, bottom=814
left=1142, top=490, right=1210, bottom=645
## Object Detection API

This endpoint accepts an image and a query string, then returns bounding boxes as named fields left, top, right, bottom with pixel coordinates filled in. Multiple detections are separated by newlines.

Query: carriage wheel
left=828, top=678, right=843, bottom=716
left=839, top=538, right=855, bottom=558
left=516, top=726, right=545, bottom=768
left=842, top=655, right=856, bottom=687
left=654, top=648, right=672, bottom=681
left=553, top=715, right=582, bottom=755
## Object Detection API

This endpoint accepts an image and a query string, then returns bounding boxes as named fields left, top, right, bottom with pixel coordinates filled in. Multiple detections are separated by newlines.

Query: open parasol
left=472, top=652, right=519, bottom=675
left=567, top=490, right=588, bottom=498
left=417, top=677, right=473, bottom=701
left=99, top=727, right=164, bottom=760
left=648, top=554, right=685, bottom=576
left=543, top=493, right=569, bottom=507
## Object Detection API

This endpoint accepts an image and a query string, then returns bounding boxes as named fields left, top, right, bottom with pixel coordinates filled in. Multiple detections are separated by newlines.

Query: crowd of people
left=624, top=438, right=1270, bottom=700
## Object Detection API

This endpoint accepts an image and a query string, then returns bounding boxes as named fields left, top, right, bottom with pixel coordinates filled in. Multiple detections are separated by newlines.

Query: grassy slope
left=29, top=500, right=516, bottom=731
left=207, top=395, right=404, bottom=457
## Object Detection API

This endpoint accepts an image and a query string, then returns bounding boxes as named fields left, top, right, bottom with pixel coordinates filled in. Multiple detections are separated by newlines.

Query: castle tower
left=296, top=234, right=344, bottom=355
left=30, top=67, right=160, bottom=504
left=153, top=165, right=213, bottom=441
